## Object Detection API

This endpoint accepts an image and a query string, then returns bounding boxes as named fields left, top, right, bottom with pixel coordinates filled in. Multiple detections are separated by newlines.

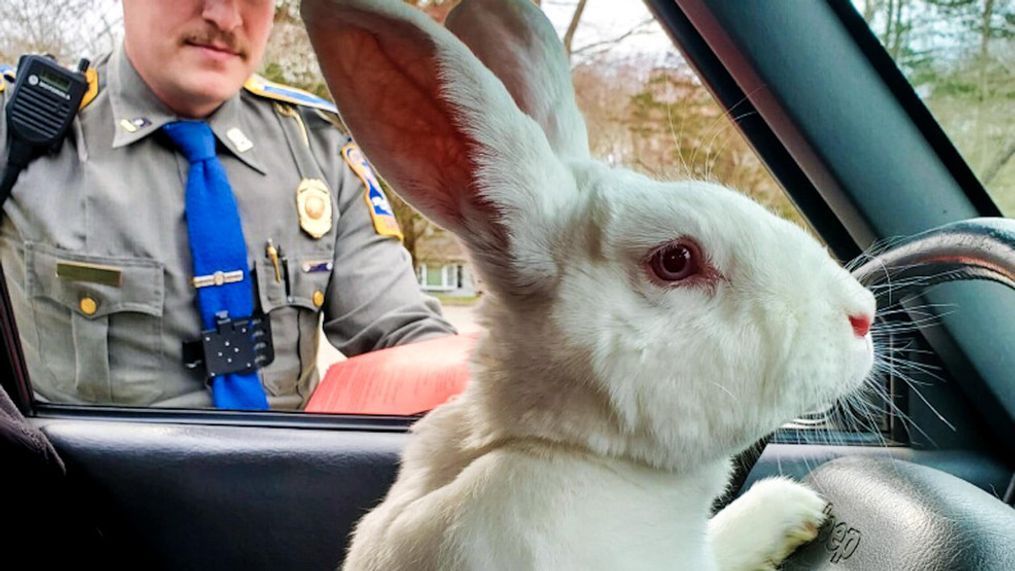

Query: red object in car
left=305, top=334, right=477, bottom=415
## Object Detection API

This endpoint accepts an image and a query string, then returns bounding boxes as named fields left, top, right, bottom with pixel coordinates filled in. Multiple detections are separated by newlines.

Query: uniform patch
left=341, top=143, right=403, bottom=241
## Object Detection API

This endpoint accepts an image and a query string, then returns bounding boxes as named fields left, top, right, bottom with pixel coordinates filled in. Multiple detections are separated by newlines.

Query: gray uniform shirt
left=0, top=46, right=456, bottom=409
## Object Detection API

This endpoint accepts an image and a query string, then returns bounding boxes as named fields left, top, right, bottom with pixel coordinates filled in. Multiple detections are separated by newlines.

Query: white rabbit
left=301, top=0, right=877, bottom=569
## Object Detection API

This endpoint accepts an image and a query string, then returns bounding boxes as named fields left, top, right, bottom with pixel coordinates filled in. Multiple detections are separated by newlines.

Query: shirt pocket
left=25, top=242, right=165, bottom=404
left=254, top=256, right=331, bottom=400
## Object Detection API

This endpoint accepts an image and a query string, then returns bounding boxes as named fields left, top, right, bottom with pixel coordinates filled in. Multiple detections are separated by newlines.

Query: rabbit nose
left=849, top=314, right=872, bottom=338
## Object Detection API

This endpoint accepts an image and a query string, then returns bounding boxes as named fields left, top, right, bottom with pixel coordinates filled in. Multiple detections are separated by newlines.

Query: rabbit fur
left=301, top=0, right=877, bottom=569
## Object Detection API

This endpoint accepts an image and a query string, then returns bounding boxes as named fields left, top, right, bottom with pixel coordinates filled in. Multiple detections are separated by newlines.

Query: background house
left=414, top=229, right=477, bottom=297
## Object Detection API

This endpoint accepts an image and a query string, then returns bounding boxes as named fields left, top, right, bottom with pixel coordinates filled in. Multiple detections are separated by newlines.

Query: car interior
left=1, top=1, right=1013, bottom=569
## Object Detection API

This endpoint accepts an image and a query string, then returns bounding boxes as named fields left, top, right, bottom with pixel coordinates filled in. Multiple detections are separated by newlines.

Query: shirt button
left=312, top=290, right=325, bottom=308
left=79, top=296, right=98, bottom=316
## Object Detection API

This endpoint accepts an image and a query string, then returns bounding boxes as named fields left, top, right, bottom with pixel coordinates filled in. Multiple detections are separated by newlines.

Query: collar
left=108, top=44, right=265, bottom=174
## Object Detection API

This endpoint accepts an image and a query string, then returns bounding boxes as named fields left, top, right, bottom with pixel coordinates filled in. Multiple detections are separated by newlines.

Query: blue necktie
left=163, top=120, right=269, bottom=410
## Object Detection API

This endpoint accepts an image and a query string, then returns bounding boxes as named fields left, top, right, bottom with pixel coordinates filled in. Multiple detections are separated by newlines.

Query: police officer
left=0, top=0, right=456, bottom=409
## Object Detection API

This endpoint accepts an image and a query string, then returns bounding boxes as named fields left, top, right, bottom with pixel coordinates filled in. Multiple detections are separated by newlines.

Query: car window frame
left=0, top=2, right=1009, bottom=458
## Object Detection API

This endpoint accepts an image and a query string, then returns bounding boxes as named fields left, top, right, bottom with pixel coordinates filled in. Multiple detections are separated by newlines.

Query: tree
left=267, top=1, right=801, bottom=263
left=573, top=57, right=803, bottom=225
left=861, top=0, right=1014, bottom=211
left=0, top=0, right=120, bottom=63
left=262, top=0, right=331, bottom=97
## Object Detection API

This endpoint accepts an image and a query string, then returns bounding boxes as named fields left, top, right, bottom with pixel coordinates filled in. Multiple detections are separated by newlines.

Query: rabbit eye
left=648, top=241, right=701, bottom=282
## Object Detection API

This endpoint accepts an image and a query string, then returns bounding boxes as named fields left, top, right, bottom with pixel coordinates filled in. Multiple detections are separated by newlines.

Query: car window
left=0, top=1, right=809, bottom=415
left=856, top=0, right=1014, bottom=215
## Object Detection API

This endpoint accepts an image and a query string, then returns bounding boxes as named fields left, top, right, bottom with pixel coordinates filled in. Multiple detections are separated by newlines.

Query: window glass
left=856, top=0, right=1014, bottom=215
left=0, top=0, right=805, bottom=415
left=425, top=267, right=443, bottom=288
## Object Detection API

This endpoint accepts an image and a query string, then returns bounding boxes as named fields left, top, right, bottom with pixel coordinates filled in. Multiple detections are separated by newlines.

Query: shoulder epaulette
left=0, top=64, right=15, bottom=93
left=80, top=66, right=99, bottom=109
left=243, top=74, right=338, bottom=114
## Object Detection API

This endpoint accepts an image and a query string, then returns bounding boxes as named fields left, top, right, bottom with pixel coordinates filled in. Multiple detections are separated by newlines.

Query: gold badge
left=296, top=178, right=333, bottom=239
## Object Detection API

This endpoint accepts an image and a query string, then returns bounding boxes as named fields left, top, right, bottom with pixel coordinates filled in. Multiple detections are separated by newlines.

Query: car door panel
left=38, top=418, right=406, bottom=571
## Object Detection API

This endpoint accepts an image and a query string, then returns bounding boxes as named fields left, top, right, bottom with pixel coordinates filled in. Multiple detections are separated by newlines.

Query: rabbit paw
left=708, top=478, right=828, bottom=571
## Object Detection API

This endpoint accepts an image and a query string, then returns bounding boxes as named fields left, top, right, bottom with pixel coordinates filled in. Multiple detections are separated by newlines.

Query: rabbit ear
left=302, top=0, right=573, bottom=293
left=445, top=0, right=590, bottom=160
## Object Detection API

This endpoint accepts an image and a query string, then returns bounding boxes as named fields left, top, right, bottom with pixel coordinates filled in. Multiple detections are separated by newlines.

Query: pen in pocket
left=265, top=239, right=282, bottom=283
left=277, top=246, right=291, bottom=299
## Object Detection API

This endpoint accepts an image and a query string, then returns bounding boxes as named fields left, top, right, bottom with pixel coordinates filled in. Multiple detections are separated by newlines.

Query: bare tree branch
left=562, top=0, right=588, bottom=57
left=0, top=0, right=121, bottom=62
left=572, top=17, right=655, bottom=57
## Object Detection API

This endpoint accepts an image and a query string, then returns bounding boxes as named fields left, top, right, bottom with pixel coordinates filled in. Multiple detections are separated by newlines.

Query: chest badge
left=296, top=178, right=333, bottom=239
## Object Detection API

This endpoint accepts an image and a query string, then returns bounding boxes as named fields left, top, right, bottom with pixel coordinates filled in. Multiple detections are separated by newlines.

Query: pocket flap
left=255, top=260, right=288, bottom=313
left=26, top=242, right=165, bottom=319
left=291, top=256, right=331, bottom=311
left=255, top=256, right=331, bottom=313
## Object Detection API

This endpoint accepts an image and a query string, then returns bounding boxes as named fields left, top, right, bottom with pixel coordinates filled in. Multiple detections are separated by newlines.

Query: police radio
left=0, top=55, right=90, bottom=212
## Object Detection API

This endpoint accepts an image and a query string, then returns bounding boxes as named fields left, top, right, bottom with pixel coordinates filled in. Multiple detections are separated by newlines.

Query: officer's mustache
left=181, top=27, right=249, bottom=59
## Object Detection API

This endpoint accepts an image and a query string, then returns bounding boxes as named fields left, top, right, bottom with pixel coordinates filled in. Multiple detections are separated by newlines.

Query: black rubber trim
left=0, top=262, right=31, bottom=413
left=32, top=403, right=417, bottom=432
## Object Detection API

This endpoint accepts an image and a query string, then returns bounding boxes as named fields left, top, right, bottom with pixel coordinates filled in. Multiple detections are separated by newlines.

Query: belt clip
left=181, top=311, right=275, bottom=379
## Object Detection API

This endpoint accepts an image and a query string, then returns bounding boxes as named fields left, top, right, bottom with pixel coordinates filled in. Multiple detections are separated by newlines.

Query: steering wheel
left=782, top=455, right=1014, bottom=569
left=726, top=217, right=1015, bottom=568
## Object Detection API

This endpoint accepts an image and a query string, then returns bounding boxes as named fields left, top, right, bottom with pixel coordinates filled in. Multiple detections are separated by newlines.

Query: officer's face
left=123, top=0, right=275, bottom=118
